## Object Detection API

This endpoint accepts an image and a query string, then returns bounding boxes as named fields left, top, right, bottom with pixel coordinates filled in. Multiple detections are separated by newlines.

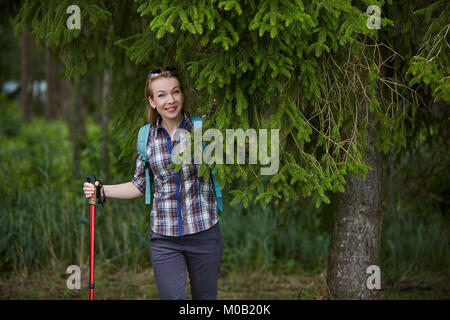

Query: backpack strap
left=138, top=123, right=152, bottom=204
left=191, top=116, right=223, bottom=213
left=191, top=115, right=204, bottom=130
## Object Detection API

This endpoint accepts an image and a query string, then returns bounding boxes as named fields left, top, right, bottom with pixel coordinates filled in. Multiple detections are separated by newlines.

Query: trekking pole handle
left=86, top=174, right=97, bottom=205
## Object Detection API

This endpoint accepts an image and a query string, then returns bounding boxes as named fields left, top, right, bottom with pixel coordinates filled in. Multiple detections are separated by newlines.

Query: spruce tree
left=14, top=0, right=448, bottom=299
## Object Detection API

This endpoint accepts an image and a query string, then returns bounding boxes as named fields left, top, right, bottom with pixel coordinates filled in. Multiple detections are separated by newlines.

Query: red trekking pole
left=86, top=174, right=97, bottom=300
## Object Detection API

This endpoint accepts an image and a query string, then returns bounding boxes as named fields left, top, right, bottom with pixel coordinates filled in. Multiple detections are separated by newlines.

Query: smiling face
left=148, top=77, right=184, bottom=122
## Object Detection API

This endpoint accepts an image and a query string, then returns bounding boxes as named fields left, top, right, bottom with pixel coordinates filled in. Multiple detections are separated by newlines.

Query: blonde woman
left=83, top=67, right=223, bottom=299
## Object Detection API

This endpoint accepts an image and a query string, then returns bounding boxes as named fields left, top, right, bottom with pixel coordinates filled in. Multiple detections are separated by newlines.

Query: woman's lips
left=165, top=105, right=177, bottom=112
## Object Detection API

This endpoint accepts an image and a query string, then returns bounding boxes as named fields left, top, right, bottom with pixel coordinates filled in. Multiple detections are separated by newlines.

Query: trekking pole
left=86, top=174, right=97, bottom=300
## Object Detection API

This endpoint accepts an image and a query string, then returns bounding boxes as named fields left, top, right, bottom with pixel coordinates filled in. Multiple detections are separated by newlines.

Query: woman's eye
left=158, top=94, right=165, bottom=98
left=173, top=90, right=180, bottom=94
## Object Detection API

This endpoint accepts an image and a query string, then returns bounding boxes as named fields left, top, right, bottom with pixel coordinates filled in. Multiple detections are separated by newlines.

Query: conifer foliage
left=14, top=0, right=404, bottom=209
left=124, top=0, right=399, bottom=210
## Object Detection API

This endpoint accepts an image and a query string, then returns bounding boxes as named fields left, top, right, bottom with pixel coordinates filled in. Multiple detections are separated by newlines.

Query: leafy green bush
left=0, top=93, right=22, bottom=137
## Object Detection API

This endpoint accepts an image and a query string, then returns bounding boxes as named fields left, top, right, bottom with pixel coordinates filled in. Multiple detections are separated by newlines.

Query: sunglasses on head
left=147, top=66, right=176, bottom=77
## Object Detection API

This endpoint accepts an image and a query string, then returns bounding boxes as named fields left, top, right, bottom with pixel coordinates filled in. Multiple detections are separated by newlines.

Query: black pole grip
left=86, top=174, right=97, bottom=184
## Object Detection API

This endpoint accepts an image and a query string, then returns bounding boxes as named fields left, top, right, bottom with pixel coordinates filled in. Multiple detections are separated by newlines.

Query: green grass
left=380, top=203, right=450, bottom=279
left=1, top=264, right=448, bottom=300
left=1, top=168, right=449, bottom=290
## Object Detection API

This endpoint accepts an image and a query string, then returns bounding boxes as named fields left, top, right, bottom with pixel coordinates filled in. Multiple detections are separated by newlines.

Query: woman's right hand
left=83, top=181, right=100, bottom=198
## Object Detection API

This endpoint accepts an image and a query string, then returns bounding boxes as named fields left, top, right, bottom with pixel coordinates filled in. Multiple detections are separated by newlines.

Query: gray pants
left=149, top=222, right=223, bottom=300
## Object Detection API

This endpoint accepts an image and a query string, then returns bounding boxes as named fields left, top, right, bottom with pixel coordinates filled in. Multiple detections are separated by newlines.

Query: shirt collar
left=153, top=111, right=191, bottom=139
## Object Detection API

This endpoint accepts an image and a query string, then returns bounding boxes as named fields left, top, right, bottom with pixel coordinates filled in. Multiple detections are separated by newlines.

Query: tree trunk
left=58, top=57, right=72, bottom=124
left=100, top=69, right=112, bottom=181
left=70, top=78, right=87, bottom=177
left=326, top=111, right=383, bottom=300
left=20, top=30, right=33, bottom=122
left=45, top=47, right=58, bottom=120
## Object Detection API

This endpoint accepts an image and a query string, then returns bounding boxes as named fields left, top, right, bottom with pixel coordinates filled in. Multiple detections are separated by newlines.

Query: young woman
left=82, top=67, right=223, bottom=300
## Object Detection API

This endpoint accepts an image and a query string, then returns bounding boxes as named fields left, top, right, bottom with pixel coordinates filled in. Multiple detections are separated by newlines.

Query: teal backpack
left=137, top=115, right=223, bottom=213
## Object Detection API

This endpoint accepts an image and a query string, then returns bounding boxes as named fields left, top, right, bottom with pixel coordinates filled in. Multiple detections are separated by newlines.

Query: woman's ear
left=148, top=97, right=156, bottom=109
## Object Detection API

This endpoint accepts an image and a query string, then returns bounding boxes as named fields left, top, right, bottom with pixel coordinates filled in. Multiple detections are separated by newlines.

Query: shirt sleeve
left=131, top=143, right=146, bottom=195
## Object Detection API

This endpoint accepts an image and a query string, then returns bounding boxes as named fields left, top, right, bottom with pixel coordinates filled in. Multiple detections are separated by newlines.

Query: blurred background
left=0, top=1, right=448, bottom=299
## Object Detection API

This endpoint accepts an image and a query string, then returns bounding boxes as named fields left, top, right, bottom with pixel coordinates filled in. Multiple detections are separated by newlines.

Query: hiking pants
left=149, top=222, right=223, bottom=300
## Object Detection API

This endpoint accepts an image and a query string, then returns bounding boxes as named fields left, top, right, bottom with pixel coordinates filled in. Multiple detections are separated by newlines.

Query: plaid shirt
left=132, top=111, right=219, bottom=237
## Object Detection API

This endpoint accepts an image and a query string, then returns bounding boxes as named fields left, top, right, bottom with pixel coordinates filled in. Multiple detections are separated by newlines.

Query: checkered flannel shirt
left=132, top=111, right=219, bottom=237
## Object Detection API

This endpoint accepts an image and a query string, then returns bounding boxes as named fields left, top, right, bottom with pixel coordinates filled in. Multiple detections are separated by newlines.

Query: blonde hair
left=145, top=70, right=190, bottom=126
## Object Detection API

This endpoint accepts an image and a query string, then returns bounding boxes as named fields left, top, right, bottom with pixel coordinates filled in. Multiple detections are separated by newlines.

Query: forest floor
left=0, top=266, right=448, bottom=300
